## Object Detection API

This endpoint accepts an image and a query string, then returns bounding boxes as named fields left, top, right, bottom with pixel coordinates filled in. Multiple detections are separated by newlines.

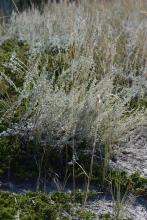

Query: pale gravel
left=86, top=195, right=147, bottom=220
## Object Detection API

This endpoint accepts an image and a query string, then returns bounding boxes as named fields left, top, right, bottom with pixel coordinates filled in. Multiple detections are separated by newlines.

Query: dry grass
left=0, top=0, right=147, bottom=148
left=0, top=2, right=147, bottom=205
left=0, top=1, right=147, bottom=218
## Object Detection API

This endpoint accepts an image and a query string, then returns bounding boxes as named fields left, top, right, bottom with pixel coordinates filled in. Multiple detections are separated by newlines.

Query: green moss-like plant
left=0, top=191, right=96, bottom=220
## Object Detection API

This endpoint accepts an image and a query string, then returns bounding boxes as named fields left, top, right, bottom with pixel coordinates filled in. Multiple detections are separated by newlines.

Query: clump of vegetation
left=107, top=171, right=147, bottom=197
left=0, top=191, right=95, bottom=220
left=0, top=0, right=147, bottom=219
left=100, top=212, right=133, bottom=220
left=0, top=38, right=29, bottom=130
left=106, top=170, right=147, bottom=219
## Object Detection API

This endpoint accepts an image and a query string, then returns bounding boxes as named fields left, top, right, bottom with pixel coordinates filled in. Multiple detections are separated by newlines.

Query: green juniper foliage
left=0, top=191, right=96, bottom=220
